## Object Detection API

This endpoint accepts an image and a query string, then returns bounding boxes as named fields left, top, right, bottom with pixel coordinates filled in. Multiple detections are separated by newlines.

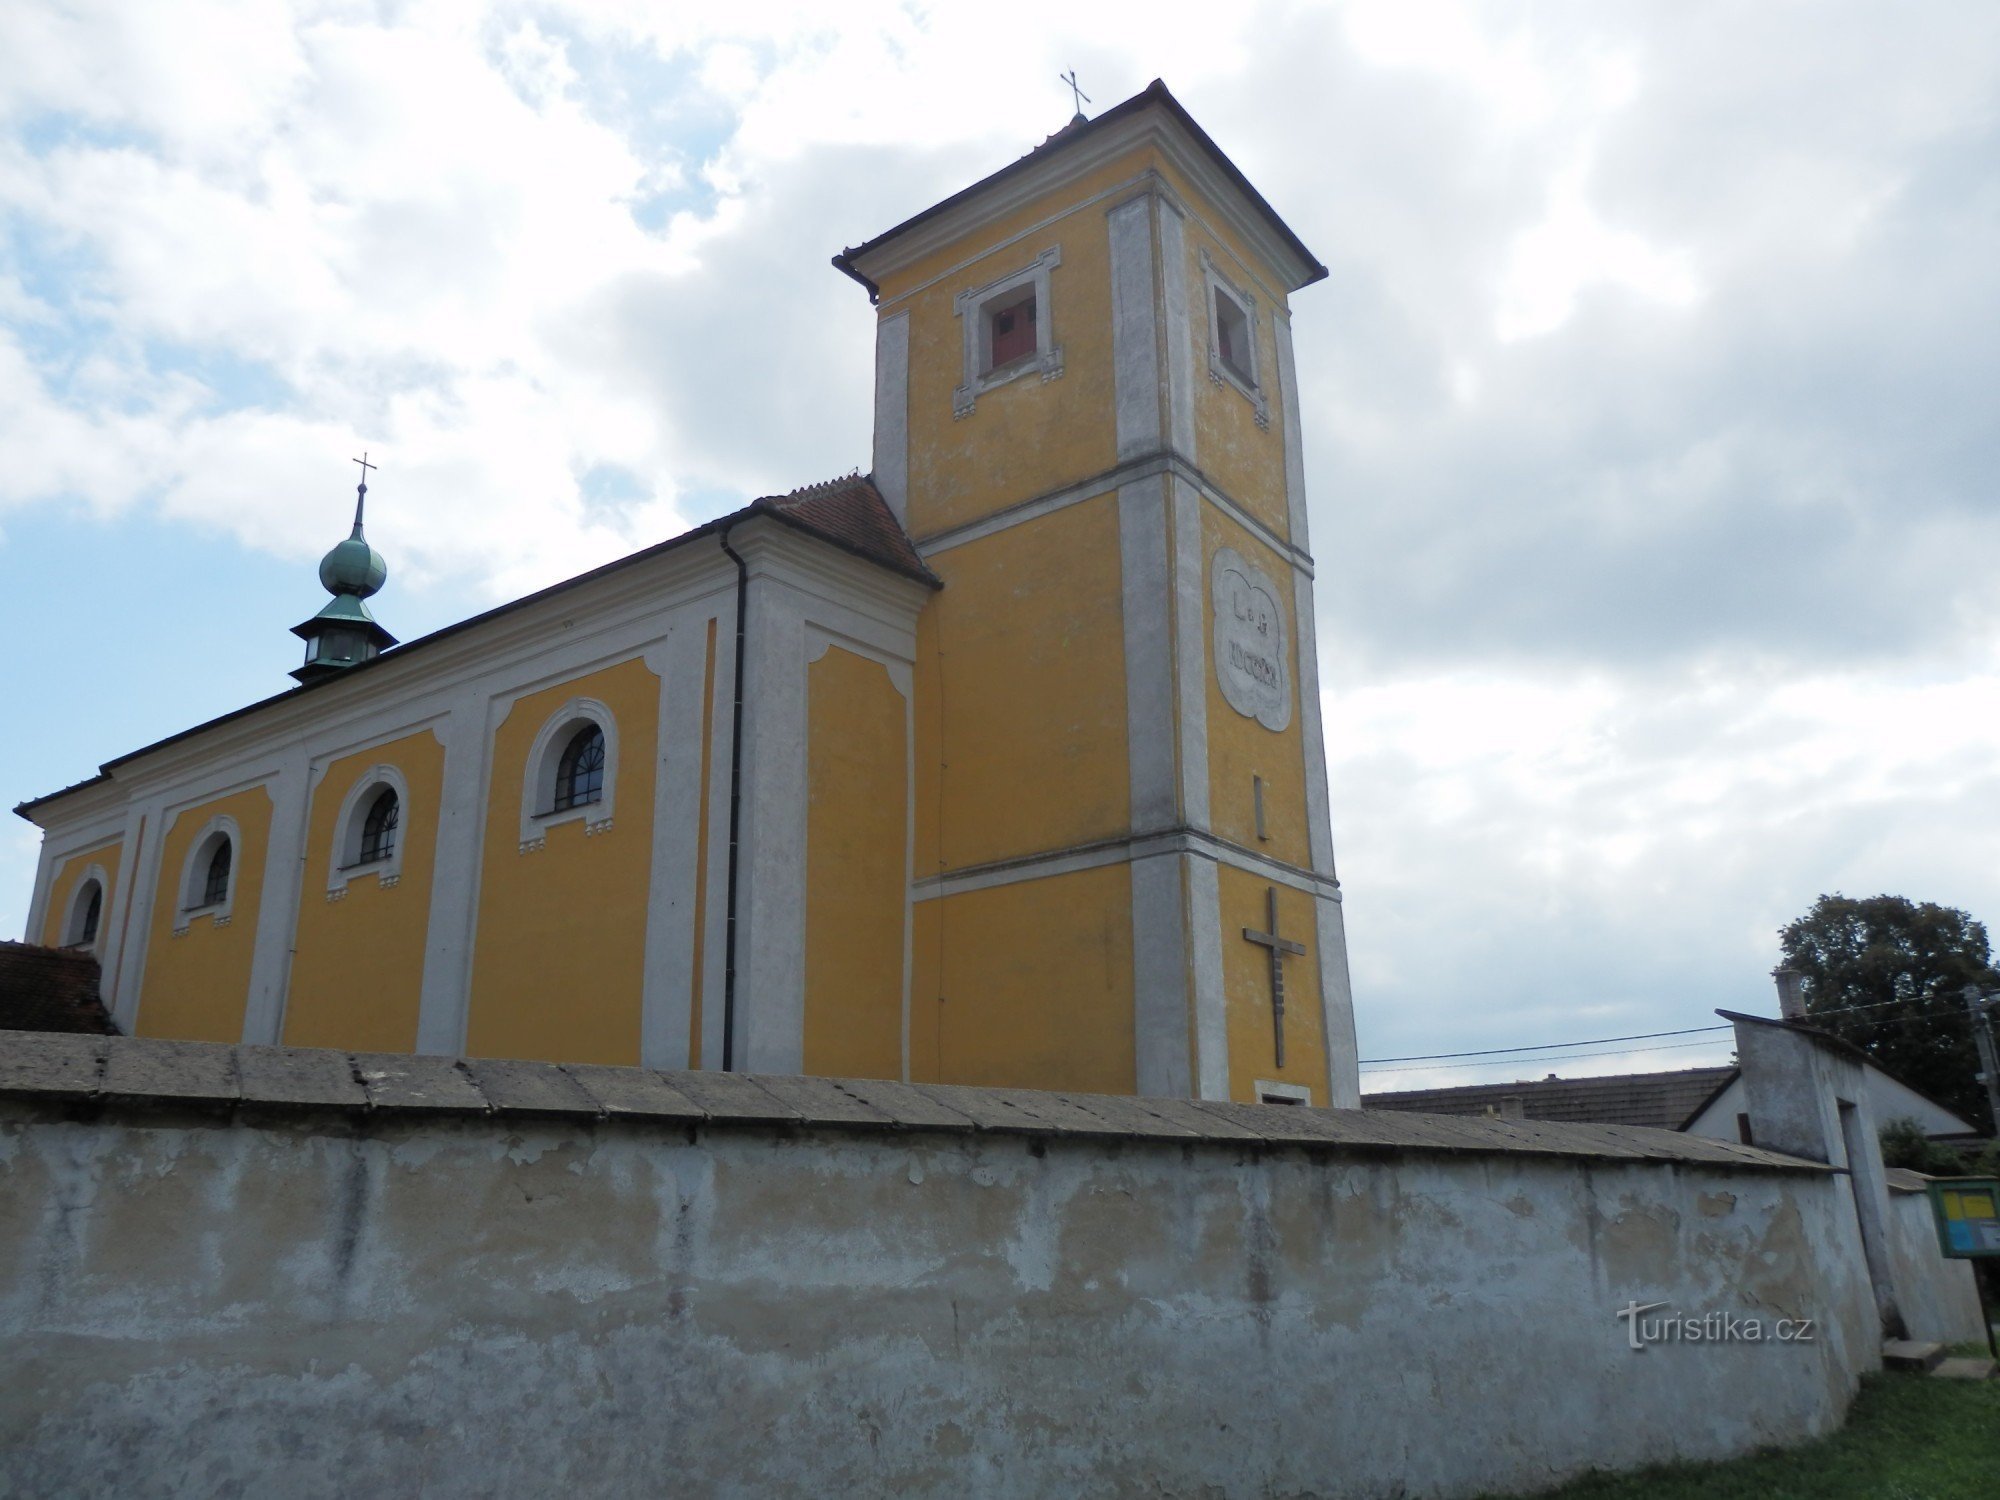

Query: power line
left=1358, top=1024, right=1731, bottom=1066
left=1360, top=1038, right=1733, bottom=1075
left=1361, top=1006, right=1982, bottom=1079
left=1355, top=993, right=1966, bottom=1069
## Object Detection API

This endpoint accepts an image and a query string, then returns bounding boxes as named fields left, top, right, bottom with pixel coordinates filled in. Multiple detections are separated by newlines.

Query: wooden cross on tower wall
left=1242, top=885, right=1306, bottom=1068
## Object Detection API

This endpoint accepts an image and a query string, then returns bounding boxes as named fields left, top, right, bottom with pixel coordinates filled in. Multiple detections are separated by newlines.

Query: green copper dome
left=292, top=462, right=397, bottom=685
left=319, top=529, right=388, bottom=597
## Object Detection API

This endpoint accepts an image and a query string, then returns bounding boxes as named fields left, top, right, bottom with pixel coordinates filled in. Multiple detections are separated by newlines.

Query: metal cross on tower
left=1242, top=885, right=1306, bottom=1068
left=351, top=451, right=377, bottom=531
left=1058, top=69, right=1091, bottom=120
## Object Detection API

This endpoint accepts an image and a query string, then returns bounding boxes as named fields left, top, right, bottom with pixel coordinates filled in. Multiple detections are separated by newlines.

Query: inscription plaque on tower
left=1211, top=547, right=1291, bottom=731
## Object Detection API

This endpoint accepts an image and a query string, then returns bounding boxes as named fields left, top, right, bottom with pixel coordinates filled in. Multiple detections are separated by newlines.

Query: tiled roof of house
left=0, top=942, right=119, bottom=1035
left=1364, top=1066, right=1738, bottom=1132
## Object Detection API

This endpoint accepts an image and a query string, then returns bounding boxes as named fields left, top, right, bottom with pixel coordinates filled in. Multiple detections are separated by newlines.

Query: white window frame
left=327, top=764, right=411, bottom=894
left=952, top=245, right=1064, bottom=418
left=62, top=864, right=110, bottom=950
left=175, top=813, right=242, bottom=931
left=1255, top=1080, right=1312, bottom=1107
left=519, top=696, right=619, bottom=850
left=1201, top=249, right=1269, bottom=429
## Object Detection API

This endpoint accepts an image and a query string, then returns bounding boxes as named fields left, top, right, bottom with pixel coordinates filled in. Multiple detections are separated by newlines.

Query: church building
left=14, top=81, right=1361, bottom=1108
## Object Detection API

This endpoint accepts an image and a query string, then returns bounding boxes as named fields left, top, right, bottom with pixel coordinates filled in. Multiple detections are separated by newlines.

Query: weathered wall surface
left=0, top=1033, right=1881, bottom=1500
left=1884, top=1182, right=1990, bottom=1346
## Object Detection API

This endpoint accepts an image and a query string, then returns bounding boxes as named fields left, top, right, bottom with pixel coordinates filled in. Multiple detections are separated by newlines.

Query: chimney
left=1772, top=965, right=1808, bottom=1021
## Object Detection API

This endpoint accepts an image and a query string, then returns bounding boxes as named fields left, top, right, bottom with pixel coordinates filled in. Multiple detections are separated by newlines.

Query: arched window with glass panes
left=201, top=838, right=232, bottom=908
left=358, top=786, right=399, bottom=864
left=554, top=724, right=606, bottom=811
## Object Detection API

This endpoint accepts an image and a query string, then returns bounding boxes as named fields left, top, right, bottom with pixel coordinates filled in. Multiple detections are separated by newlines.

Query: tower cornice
left=833, top=79, right=1327, bottom=303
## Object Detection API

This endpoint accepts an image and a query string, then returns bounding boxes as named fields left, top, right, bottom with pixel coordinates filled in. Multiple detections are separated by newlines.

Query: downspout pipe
left=718, top=528, right=750, bottom=1071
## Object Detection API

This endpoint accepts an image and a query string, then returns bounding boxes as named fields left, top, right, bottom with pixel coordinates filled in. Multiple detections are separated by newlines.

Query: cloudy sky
left=3, top=1, right=1996, bottom=1091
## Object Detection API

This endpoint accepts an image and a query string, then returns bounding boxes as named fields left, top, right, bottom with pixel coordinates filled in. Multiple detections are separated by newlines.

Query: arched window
left=519, top=696, right=618, bottom=848
left=329, top=764, right=411, bottom=892
left=358, top=787, right=399, bottom=864
left=554, top=724, right=606, bottom=811
left=202, top=838, right=233, bottom=908
left=175, top=813, right=243, bottom=928
left=64, top=875, right=105, bottom=948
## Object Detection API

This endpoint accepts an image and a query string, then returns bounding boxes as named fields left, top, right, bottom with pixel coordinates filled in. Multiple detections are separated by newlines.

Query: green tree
left=1778, top=894, right=1999, bottom=1131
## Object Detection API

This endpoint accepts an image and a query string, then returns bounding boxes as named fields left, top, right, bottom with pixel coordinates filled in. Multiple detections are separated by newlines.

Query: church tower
left=838, top=81, right=1360, bottom=1106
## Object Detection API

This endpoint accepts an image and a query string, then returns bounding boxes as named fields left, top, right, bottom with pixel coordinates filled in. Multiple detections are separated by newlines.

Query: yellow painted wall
left=40, top=840, right=122, bottom=949
left=1201, top=506, right=1312, bottom=871
left=910, top=864, right=1135, bottom=1094
left=914, top=491, right=1129, bottom=873
left=886, top=154, right=1165, bottom=540
left=282, top=730, right=445, bottom=1053
left=1217, top=863, right=1329, bottom=1105
left=138, top=787, right=272, bottom=1042
left=467, top=657, right=660, bottom=1065
left=803, top=647, right=907, bottom=1080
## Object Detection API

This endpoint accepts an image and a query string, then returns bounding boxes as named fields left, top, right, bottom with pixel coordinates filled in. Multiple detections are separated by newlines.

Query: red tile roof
left=757, top=473, right=937, bottom=585
left=0, top=942, right=119, bottom=1035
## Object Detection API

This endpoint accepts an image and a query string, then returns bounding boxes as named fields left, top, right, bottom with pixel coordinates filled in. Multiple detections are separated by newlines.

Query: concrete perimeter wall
left=1, top=1032, right=1880, bottom=1499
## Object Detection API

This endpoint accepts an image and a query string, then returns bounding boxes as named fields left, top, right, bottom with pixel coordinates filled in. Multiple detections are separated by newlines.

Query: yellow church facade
left=17, top=81, right=1361, bottom=1108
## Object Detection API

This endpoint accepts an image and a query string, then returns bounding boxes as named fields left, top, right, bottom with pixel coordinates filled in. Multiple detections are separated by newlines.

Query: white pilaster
left=1107, top=194, right=1161, bottom=460
left=1130, top=850, right=1191, bottom=1097
left=1273, top=308, right=1311, bottom=555
left=1315, top=892, right=1361, bottom=1108
left=94, top=806, right=147, bottom=1004
left=1119, top=475, right=1178, bottom=832
left=640, top=625, right=708, bottom=1069
left=1186, top=853, right=1231, bottom=1099
left=242, top=754, right=310, bottom=1045
left=872, top=310, right=911, bottom=523
left=698, top=607, right=738, bottom=1073
left=1171, top=475, right=1211, bottom=829
left=1157, top=197, right=1198, bottom=461
left=109, top=797, right=168, bottom=1034
left=415, top=689, right=491, bottom=1055
left=734, top=554, right=809, bottom=1075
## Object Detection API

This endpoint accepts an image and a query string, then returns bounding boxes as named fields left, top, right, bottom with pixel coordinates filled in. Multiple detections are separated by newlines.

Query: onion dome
left=291, top=456, right=398, bottom=684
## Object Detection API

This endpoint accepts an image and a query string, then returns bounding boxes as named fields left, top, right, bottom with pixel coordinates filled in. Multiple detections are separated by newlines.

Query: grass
left=1488, top=1373, right=2000, bottom=1499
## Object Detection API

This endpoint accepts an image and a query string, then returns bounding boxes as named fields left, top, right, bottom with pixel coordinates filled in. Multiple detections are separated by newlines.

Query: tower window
left=358, top=787, right=400, bottom=864
left=988, top=291, right=1037, bottom=370
left=554, top=724, right=606, bottom=811
left=1201, top=249, right=1270, bottom=427
left=79, top=884, right=101, bottom=945
left=1214, top=287, right=1251, bottom=384
left=201, top=838, right=233, bottom=908
left=952, top=245, right=1063, bottom=417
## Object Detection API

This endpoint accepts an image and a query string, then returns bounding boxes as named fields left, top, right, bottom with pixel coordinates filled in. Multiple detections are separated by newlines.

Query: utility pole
left=1966, top=984, right=2000, bottom=1135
